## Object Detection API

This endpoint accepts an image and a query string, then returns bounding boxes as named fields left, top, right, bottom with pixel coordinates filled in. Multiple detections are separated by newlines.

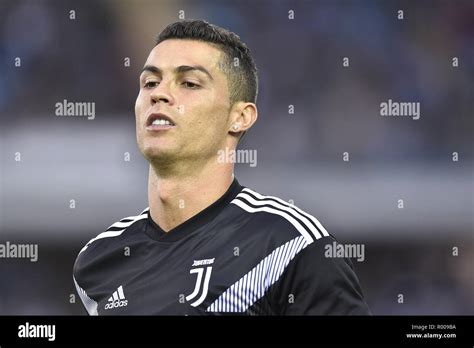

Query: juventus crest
left=185, top=258, right=215, bottom=307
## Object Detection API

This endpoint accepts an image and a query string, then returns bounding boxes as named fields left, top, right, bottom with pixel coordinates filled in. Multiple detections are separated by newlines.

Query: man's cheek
left=137, top=104, right=148, bottom=125
left=135, top=91, right=146, bottom=111
left=134, top=103, right=141, bottom=121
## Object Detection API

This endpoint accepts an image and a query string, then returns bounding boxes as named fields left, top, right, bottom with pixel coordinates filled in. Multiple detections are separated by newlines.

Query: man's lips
left=146, top=113, right=176, bottom=131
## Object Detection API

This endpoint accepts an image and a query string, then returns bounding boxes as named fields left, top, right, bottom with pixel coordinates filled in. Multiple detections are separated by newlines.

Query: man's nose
left=150, top=81, right=174, bottom=105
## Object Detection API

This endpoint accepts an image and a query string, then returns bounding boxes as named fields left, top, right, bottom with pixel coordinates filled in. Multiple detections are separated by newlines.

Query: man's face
left=135, top=39, right=231, bottom=165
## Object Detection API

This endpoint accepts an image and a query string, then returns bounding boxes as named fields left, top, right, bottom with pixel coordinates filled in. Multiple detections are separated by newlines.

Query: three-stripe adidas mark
left=104, top=285, right=128, bottom=310
left=232, top=188, right=329, bottom=244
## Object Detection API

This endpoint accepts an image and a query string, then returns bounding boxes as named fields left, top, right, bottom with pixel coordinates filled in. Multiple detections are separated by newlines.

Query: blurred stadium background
left=0, top=0, right=472, bottom=314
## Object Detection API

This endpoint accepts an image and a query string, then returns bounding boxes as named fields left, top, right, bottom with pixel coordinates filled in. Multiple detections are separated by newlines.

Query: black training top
left=73, top=178, right=370, bottom=315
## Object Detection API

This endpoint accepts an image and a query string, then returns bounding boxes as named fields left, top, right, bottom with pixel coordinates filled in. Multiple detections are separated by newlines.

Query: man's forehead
left=145, top=39, right=222, bottom=71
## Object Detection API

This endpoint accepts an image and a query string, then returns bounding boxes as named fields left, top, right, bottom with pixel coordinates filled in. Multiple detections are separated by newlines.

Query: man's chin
left=140, top=146, right=177, bottom=166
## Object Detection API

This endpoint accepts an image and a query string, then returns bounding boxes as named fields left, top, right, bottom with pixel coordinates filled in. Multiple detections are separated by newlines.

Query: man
left=73, top=20, right=370, bottom=315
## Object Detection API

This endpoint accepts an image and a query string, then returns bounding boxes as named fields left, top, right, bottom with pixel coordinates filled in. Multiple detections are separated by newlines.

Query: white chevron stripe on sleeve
left=206, top=235, right=308, bottom=313
left=73, top=276, right=98, bottom=316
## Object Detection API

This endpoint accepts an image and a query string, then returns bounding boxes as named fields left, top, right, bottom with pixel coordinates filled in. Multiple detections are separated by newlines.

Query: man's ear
left=228, top=102, right=258, bottom=135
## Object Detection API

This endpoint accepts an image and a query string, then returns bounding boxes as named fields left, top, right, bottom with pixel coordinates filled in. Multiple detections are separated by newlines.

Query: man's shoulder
left=230, top=186, right=330, bottom=246
left=72, top=207, right=149, bottom=315
left=75, top=207, right=149, bottom=262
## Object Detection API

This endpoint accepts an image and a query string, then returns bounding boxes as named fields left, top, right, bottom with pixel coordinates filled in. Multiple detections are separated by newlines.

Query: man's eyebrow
left=141, top=65, right=214, bottom=81
left=141, top=65, right=161, bottom=74
left=175, top=65, right=214, bottom=81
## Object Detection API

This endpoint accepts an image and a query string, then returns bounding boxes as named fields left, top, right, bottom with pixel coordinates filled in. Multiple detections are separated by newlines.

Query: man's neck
left=148, top=160, right=234, bottom=233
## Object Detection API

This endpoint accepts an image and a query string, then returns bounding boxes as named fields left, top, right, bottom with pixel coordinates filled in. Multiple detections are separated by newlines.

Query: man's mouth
left=146, top=113, right=176, bottom=131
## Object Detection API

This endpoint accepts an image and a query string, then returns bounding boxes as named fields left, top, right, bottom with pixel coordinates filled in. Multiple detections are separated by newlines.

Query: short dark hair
left=155, top=20, right=258, bottom=107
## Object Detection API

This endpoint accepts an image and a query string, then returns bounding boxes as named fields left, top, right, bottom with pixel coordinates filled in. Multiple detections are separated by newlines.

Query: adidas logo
left=104, top=285, right=128, bottom=310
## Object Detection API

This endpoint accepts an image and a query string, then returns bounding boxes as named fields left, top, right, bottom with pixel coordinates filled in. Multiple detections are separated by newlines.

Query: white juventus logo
left=185, top=258, right=215, bottom=307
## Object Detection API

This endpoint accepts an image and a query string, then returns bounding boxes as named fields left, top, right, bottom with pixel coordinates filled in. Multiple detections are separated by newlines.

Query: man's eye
left=144, top=81, right=158, bottom=88
left=182, top=81, right=200, bottom=89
